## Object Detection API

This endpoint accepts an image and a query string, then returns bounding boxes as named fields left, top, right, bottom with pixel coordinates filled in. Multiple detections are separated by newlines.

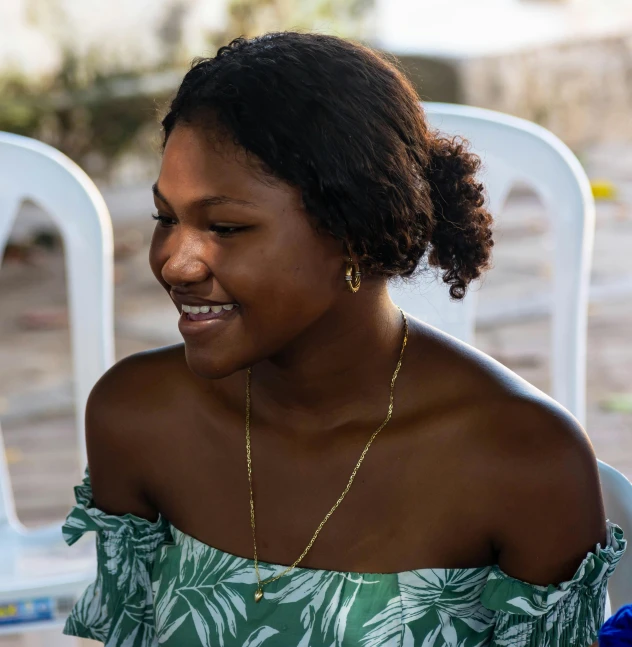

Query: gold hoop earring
left=345, top=257, right=361, bottom=293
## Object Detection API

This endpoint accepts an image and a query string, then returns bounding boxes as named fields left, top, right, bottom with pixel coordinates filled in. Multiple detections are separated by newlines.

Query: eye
left=151, top=213, right=174, bottom=227
left=210, top=225, right=241, bottom=237
left=151, top=213, right=244, bottom=237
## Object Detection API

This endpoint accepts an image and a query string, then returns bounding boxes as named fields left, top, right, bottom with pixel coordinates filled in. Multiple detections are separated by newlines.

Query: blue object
left=0, top=598, right=54, bottom=626
left=599, top=603, right=632, bottom=646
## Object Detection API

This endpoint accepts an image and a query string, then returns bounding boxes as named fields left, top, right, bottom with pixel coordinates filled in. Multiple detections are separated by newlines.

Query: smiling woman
left=60, top=31, right=625, bottom=647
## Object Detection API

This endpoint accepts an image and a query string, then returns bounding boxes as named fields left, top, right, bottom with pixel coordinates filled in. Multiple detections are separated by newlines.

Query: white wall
left=0, top=0, right=228, bottom=81
left=0, top=0, right=61, bottom=77
left=373, top=0, right=632, bottom=57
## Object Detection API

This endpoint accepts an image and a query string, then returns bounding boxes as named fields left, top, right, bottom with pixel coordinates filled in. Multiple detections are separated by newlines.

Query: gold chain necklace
left=245, top=306, right=408, bottom=602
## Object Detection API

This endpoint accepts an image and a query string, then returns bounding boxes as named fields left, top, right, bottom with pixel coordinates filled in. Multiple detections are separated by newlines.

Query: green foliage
left=0, top=49, right=169, bottom=181
left=0, top=0, right=375, bottom=180
left=208, top=0, right=375, bottom=47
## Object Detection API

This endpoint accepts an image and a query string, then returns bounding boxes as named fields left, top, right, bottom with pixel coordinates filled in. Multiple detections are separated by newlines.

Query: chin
left=182, top=347, right=242, bottom=381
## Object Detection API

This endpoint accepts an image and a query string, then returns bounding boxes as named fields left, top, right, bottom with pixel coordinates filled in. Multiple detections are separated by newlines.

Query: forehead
left=160, top=124, right=258, bottom=186
left=157, top=123, right=300, bottom=211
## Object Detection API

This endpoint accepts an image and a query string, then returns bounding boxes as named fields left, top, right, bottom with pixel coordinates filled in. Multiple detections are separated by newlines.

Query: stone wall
left=394, top=31, right=632, bottom=150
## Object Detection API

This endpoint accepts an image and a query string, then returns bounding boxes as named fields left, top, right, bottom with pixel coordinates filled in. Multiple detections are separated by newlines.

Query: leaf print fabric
left=62, top=469, right=627, bottom=646
left=152, top=530, right=400, bottom=647
left=480, top=521, right=626, bottom=647
left=62, top=471, right=171, bottom=646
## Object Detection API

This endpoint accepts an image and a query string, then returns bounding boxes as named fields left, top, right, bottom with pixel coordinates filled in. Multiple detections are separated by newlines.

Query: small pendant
left=254, top=588, right=263, bottom=603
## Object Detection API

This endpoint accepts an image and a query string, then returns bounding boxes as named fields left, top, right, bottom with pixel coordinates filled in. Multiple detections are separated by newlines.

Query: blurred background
left=1, top=0, right=632, bottom=642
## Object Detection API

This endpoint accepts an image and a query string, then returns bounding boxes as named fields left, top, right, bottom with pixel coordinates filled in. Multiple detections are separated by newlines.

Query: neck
left=248, top=283, right=408, bottom=434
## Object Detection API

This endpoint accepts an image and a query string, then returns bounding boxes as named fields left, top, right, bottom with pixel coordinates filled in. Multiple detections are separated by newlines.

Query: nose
left=160, top=238, right=212, bottom=287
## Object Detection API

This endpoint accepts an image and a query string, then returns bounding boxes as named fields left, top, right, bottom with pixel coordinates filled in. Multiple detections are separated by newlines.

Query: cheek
left=148, top=237, right=166, bottom=284
left=242, top=240, right=342, bottom=320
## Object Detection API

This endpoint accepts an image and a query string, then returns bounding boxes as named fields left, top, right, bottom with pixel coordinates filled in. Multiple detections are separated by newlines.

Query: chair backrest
left=388, top=103, right=632, bottom=612
left=0, top=132, right=115, bottom=527
left=597, top=460, right=632, bottom=610
left=388, top=102, right=595, bottom=425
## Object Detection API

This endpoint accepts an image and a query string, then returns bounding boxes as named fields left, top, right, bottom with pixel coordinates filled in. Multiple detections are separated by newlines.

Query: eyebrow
left=152, top=182, right=258, bottom=210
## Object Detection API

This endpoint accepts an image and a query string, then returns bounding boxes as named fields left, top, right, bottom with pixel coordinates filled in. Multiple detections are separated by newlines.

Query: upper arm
left=85, top=353, right=160, bottom=521
left=480, top=397, right=607, bottom=586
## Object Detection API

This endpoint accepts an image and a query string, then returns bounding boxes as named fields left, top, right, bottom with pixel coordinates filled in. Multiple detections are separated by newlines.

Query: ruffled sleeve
left=480, top=519, right=627, bottom=646
left=61, top=467, right=172, bottom=647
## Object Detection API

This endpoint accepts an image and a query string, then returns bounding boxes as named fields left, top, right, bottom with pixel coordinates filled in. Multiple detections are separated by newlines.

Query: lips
left=177, top=302, right=240, bottom=335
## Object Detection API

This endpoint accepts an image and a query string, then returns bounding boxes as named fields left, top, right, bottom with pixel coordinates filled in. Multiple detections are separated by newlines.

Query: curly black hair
left=160, top=31, right=494, bottom=300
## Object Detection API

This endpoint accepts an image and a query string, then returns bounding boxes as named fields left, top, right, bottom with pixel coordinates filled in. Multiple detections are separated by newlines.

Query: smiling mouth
left=181, top=303, right=238, bottom=315
left=181, top=305, right=239, bottom=321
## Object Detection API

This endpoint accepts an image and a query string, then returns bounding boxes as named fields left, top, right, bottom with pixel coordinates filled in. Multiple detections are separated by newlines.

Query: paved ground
left=0, top=144, right=631, bottom=644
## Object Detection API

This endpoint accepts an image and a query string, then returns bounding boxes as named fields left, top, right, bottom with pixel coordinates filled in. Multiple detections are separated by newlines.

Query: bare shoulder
left=408, top=319, right=606, bottom=584
left=85, top=343, right=187, bottom=519
left=86, top=342, right=187, bottom=439
left=477, top=396, right=606, bottom=585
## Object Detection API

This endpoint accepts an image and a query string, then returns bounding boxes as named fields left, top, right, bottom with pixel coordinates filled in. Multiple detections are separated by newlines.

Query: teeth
left=181, top=303, right=237, bottom=314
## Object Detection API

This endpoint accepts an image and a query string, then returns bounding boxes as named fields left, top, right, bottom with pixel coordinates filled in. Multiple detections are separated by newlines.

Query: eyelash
left=151, top=213, right=242, bottom=237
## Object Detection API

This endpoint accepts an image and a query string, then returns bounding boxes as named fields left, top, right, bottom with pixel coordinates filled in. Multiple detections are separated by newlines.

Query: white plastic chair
left=388, top=102, right=632, bottom=615
left=0, top=131, right=115, bottom=642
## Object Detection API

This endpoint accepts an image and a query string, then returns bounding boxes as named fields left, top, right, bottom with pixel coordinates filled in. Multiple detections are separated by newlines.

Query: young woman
left=62, top=32, right=625, bottom=646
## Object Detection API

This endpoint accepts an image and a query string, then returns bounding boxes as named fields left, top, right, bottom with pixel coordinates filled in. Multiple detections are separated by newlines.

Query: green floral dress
left=62, top=469, right=627, bottom=646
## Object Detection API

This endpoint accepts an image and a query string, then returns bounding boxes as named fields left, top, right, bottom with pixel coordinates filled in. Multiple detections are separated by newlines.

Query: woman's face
left=149, top=123, right=347, bottom=379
